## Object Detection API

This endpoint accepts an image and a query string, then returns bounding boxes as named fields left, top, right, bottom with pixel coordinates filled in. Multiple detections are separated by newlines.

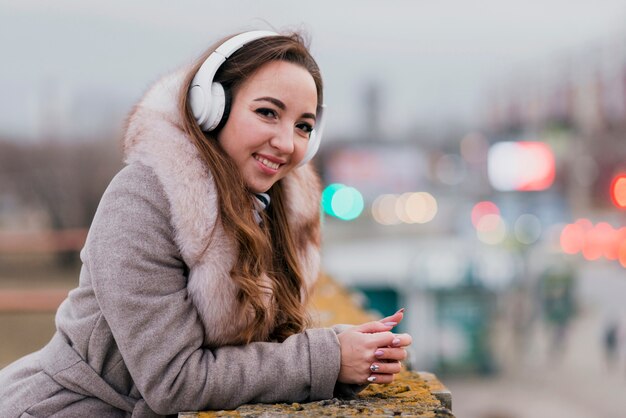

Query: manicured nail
left=367, top=376, right=377, bottom=382
left=383, top=322, right=397, bottom=327
left=370, top=364, right=380, bottom=372
left=392, top=338, right=401, bottom=346
left=374, top=349, right=384, bottom=357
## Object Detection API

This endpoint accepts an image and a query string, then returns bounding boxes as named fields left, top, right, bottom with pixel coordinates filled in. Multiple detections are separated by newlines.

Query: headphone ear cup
left=189, top=85, right=208, bottom=126
left=189, top=31, right=280, bottom=132
left=297, top=104, right=325, bottom=167
left=204, top=82, right=226, bottom=131
left=297, top=131, right=320, bottom=167
left=214, top=87, right=232, bottom=131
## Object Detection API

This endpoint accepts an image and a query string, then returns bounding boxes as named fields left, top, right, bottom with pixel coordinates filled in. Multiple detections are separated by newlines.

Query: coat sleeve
left=86, top=163, right=341, bottom=415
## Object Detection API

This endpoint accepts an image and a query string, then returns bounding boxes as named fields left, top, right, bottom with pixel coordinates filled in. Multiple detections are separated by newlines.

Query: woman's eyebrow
left=301, top=112, right=316, bottom=121
left=254, top=97, right=285, bottom=110
left=253, top=97, right=317, bottom=121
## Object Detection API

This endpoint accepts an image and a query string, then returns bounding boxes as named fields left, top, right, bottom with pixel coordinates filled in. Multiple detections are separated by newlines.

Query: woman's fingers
left=370, top=331, right=412, bottom=349
left=367, top=373, right=396, bottom=384
left=336, top=324, right=412, bottom=385
left=374, top=347, right=407, bottom=362
left=378, top=308, right=405, bottom=327
left=354, top=321, right=395, bottom=334
left=390, top=333, right=412, bottom=347
left=369, top=360, right=402, bottom=375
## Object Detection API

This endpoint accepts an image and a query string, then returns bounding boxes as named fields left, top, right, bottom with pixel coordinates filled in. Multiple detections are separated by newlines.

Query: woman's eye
left=256, top=108, right=277, bottom=118
left=297, top=122, right=314, bottom=135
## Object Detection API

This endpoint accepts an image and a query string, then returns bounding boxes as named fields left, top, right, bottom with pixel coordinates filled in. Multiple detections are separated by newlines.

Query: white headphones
left=188, top=30, right=326, bottom=167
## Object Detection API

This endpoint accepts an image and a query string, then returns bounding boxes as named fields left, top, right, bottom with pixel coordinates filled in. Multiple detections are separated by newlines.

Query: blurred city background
left=1, top=1, right=626, bottom=417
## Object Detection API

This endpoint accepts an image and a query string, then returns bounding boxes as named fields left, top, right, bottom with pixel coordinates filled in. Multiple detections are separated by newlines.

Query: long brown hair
left=177, top=32, right=323, bottom=343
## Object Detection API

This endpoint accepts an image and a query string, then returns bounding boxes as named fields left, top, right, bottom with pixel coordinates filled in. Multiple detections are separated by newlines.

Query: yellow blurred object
left=308, top=273, right=375, bottom=327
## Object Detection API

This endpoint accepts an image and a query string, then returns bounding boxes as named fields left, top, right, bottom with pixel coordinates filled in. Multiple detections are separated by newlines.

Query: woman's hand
left=336, top=319, right=412, bottom=385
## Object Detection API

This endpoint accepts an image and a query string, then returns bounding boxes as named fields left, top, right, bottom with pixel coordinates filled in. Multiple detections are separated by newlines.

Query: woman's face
left=217, top=60, right=318, bottom=193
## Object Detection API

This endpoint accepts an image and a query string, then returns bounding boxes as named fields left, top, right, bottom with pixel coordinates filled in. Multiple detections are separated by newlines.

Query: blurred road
left=445, top=262, right=626, bottom=418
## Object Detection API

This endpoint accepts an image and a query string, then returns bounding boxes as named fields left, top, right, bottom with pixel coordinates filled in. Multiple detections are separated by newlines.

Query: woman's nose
left=270, top=124, right=295, bottom=154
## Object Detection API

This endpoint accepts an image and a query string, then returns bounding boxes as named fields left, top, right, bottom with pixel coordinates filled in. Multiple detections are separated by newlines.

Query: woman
left=0, top=30, right=412, bottom=417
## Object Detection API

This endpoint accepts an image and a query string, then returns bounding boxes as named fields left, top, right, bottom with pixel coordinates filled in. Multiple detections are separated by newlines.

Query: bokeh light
left=610, top=174, right=626, bottom=209
left=471, top=201, right=500, bottom=228
left=406, top=192, right=438, bottom=224
left=514, top=213, right=542, bottom=245
left=322, top=183, right=344, bottom=217
left=560, top=220, right=626, bottom=265
left=476, top=213, right=507, bottom=245
left=322, top=183, right=364, bottom=221
left=372, top=192, right=438, bottom=225
left=331, top=187, right=364, bottom=221
left=595, top=222, right=618, bottom=260
left=395, top=193, right=413, bottom=224
left=560, top=223, right=585, bottom=254
left=583, top=223, right=605, bottom=261
left=372, top=194, right=401, bottom=225
left=488, top=141, right=555, bottom=191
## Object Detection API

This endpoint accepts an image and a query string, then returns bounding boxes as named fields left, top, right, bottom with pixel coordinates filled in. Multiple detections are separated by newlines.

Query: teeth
left=255, top=155, right=280, bottom=170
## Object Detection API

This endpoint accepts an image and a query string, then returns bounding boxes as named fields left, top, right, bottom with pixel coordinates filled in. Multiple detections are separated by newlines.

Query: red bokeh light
left=471, top=201, right=500, bottom=228
left=596, top=222, right=618, bottom=260
left=562, top=221, right=626, bottom=268
left=575, top=218, right=593, bottom=230
left=611, top=174, right=626, bottom=209
left=584, top=222, right=611, bottom=261
left=560, top=223, right=585, bottom=254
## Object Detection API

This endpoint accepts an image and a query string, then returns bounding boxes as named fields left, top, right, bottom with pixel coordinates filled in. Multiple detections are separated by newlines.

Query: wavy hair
left=177, top=32, right=323, bottom=343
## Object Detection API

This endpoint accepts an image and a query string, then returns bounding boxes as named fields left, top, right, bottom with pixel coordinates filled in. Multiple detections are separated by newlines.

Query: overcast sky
left=2, top=0, right=626, bottom=140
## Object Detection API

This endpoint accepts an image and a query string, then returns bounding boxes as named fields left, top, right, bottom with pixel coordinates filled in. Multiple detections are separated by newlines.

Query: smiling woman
left=0, top=30, right=412, bottom=417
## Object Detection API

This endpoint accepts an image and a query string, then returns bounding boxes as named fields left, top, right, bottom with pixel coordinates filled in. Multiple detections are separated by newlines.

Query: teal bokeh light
left=322, top=183, right=364, bottom=221
left=322, top=183, right=345, bottom=216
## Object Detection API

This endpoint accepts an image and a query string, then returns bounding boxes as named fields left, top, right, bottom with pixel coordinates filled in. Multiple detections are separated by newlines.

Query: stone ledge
left=178, top=370, right=454, bottom=417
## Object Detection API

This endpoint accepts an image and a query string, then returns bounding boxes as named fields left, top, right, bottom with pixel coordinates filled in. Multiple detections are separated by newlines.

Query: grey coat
left=0, top=68, right=353, bottom=417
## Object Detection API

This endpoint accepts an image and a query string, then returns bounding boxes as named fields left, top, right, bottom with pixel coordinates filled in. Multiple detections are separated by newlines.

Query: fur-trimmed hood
left=122, top=68, right=322, bottom=347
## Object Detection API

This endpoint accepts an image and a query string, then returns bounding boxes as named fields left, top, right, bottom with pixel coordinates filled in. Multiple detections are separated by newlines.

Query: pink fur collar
left=122, top=69, right=322, bottom=346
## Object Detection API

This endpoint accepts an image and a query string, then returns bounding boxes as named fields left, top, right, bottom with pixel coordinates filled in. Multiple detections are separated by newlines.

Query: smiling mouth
left=254, top=154, right=281, bottom=170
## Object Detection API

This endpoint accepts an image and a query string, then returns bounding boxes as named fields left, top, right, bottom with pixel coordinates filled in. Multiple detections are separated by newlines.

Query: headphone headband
left=188, top=30, right=325, bottom=166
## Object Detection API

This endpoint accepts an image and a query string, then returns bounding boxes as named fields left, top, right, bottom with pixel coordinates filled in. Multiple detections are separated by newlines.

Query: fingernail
left=392, top=337, right=401, bottom=346
left=397, top=308, right=405, bottom=313
left=383, top=322, right=397, bottom=327
left=375, top=349, right=384, bottom=357
left=367, top=376, right=377, bottom=382
left=370, top=364, right=380, bottom=372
